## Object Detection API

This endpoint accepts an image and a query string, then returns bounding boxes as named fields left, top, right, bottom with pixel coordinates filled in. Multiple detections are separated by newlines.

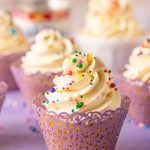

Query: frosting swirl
left=0, top=11, right=29, bottom=56
left=123, top=36, right=150, bottom=82
left=83, top=0, right=143, bottom=40
left=43, top=51, right=121, bottom=113
left=21, top=29, right=77, bottom=74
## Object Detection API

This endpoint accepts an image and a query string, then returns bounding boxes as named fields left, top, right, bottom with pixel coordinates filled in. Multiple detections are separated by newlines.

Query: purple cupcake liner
left=0, top=82, right=8, bottom=112
left=11, top=60, right=62, bottom=109
left=115, top=73, right=150, bottom=126
left=33, top=94, right=130, bottom=150
left=0, top=52, right=25, bottom=90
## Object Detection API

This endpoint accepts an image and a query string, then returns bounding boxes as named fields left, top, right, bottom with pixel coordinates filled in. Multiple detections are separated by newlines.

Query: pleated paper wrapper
left=11, top=60, right=62, bottom=109
left=115, top=72, right=150, bottom=127
left=0, top=53, right=24, bottom=90
left=0, top=82, right=8, bottom=112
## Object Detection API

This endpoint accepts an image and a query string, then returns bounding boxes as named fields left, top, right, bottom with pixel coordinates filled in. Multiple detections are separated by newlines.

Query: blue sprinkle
left=29, top=126, right=37, bottom=133
left=50, top=87, right=56, bottom=93
left=45, top=100, right=49, bottom=104
left=9, top=27, right=16, bottom=34
left=146, top=124, right=150, bottom=129
left=128, top=119, right=133, bottom=124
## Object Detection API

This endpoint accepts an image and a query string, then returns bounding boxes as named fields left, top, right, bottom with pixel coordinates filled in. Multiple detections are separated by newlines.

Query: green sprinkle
left=44, top=36, right=49, bottom=40
left=84, top=53, right=86, bottom=57
left=45, top=100, right=49, bottom=104
left=72, top=58, right=77, bottom=63
left=82, top=74, right=85, bottom=77
left=72, top=108, right=74, bottom=112
left=89, top=70, right=92, bottom=73
left=80, top=95, right=83, bottom=98
left=76, top=102, right=84, bottom=109
left=90, top=80, right=93, bottom=85
left=108, top=70, right=111, bottom=73
left=69, top=83, right=72, bottom=85
left=57, top=99, right=59, bottom=102
left=77, top=63, right=83, bottom=68
left=75, top=54, right=78, bottom=56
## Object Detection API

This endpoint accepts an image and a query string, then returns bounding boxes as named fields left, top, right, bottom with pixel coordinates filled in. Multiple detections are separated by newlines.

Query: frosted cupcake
left=0, top=82, right=8, bottom=112
left=33, top=51, right=130, bottom=150
left=77, top=0, right=144, bottom=70
left=11, top=29, right=77, bottom=108
left=0, top=11, right=29, bottom=90
left=116, top=36, right=150, bottom=127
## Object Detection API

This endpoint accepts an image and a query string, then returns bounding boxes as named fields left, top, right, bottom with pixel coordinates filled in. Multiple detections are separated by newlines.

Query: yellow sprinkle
left=67, top=56, right=71, bottom=63
left=77, top=73, right=82, bottom=80
left=56, top=89, right=62, bottom=92
left=87, top=54, right=93, bottom=65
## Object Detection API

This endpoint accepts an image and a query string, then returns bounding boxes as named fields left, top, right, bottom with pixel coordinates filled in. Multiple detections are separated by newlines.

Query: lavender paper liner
left=33, top=94, right=130, bottom=150
left=0, top=82, right=8, bottom=112
left=115, top=72, right=150, bottom=126
left=11, top=60, right=62, bottom=109
left=0, top=53, right=25, bottom=90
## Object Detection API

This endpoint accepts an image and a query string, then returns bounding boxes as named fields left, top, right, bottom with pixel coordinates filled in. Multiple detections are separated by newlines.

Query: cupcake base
left=11, top=60, right=62, bottom=109
left=0, top=82, right=8, bottom=112
left=0, top=53, right=25, bottom=90
left=115, top=73, right=150, bottom=126
left=33, top=94, right=130, bottom=150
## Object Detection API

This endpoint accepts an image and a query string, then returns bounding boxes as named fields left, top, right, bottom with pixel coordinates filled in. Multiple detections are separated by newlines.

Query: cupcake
left=13, top=0, right=71, bottom=41
left=0, top=11, right=29, bottom=90
left=77, top=0, right=144, bottom=70
left=11, top=29, right=77, bottom=108
left=0, top=82, right=8, bottom=112
left=33, top=51, right=130, bottom=150
left=115, top=36, right=150, bottom=127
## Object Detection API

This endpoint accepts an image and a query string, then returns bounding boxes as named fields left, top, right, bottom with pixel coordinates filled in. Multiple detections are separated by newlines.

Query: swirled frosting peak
left=83, top=0, right=143, bottom=39
left=21, top=29, right=77, bottom=74
left=0, top=11, right=29, bottom=56
left=43, top=51, right=121, bottom=113
left=123, top=36, right=150, bottom=82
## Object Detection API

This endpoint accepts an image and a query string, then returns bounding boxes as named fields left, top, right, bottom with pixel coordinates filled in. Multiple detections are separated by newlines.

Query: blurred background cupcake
left=33, top=51, right=130, bottom=150
left=0, top=82, right=8, bottom=112
left=13, top=0, right=71, bottom=42
left=76, top=0, right=144, bottom=71
left=115, top=36, right=150, bottom=127
left=11, top=29, right=77, bottom=108
left=0, top=11, right=29, bottom=90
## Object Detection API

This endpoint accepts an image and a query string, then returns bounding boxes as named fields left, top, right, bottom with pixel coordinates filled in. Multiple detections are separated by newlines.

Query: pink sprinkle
left=53, top=101, right=55, bottom=103
left=68, top=71, right=73, bottom=75
left=72, top=80, right=75, bottom=83
left=147, top=38, right=150, bottom=43
left=78, top=60, right=83, bottom=64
